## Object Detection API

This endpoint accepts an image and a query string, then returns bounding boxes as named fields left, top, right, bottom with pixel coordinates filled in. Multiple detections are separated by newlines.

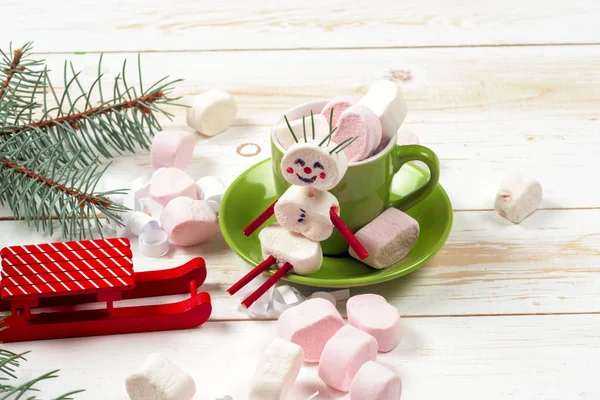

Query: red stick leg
left=243, top=199, right=278, bottom=236
left=242, top=262, right=293, bottom=309
left=227, top=255, right=277, bottom=296
left=330, top=207, right=369, bottom=260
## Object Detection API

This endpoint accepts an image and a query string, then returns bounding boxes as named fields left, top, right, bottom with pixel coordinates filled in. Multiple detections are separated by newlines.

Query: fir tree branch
left=0, top=159, right=110, bottom=208
left=0, top=47, right=24, bottom=102
left=0, top=136, right=128, bottom=239
left=2, top=90, right=165, bottom=136
left=0, top=42, right=183, bottom=239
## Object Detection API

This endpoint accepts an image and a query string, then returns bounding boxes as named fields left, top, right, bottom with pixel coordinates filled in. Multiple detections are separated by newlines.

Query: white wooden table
left=2, top=1, right=600, bottom=398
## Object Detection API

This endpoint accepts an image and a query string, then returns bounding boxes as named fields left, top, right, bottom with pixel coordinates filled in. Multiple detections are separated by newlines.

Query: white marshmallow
left=274, top=185, right=339, bottom=242
left=186, top=90, right=237, bottom=136
left=358, top=80, right=408, bottom=143
left=276, top=113, right=330, bottom=150
left=280, top=140, right=348, bottom=191
left=196, top=176, right=227, bottom=213
left=494, top=173, right=542, bottom=224
left=150, top=168, right=198, bottom=207
left=250, top=338, right=304, bottom=400
left=259, top=224, right=322, bottom=275
left=150, top=130, right=196, bottom=169
left=125, top=353, right=196, bottom=400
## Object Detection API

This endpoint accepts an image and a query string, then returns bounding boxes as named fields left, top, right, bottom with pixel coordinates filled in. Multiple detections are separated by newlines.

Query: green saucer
left=219, top=159, right=453, bottom=288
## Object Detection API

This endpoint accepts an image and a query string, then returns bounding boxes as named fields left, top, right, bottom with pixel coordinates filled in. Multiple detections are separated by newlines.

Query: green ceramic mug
left=270, top=101, right=440, bottom=255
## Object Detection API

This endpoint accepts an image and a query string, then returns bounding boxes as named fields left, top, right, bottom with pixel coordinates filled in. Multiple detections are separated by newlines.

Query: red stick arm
left=226, top=255, right=276, bottom=296
left=329, top=208, right=369, bottom=260
left=242, top=199, right=278, bottom=236
left=242, top=262, right=293, bottom=309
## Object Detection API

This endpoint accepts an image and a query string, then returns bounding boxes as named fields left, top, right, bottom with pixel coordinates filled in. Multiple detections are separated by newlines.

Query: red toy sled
left=0, top=238, right=211, bottom=342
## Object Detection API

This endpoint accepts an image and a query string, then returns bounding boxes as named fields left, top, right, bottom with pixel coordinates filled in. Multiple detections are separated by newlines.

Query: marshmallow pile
left=105, top=128, right=228, bottom=256
left=250, top=295, right=403, bottom=399
left=277, top=80, right=410, bottom=163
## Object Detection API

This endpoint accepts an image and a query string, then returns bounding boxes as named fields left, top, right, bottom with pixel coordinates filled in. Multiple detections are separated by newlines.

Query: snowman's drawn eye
left=313, top=161, right=324, bottom=170
left=294, top=159, right=305, bottom=166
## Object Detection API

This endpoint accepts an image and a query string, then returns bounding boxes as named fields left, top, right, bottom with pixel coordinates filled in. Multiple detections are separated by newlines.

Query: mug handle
left=387, top=144, right=440, bottom=211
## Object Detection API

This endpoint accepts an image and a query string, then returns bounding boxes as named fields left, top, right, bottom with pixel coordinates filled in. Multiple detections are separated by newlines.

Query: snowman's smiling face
left=287, top=158, right=326, bottom=184
left=281, top=141, right=348, bottom=191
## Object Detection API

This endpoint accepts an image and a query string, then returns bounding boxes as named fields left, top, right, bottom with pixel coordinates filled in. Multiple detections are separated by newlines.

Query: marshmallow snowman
left=228, top=110, right=369, bottom=309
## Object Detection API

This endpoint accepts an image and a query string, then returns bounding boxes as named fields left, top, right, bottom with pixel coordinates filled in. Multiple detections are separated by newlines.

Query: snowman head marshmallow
left=281, top=139, right=350, bottom=191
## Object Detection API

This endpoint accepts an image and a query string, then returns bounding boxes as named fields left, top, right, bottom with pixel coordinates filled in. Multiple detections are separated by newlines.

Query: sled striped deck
left=1, top=238, right=133, bottom=300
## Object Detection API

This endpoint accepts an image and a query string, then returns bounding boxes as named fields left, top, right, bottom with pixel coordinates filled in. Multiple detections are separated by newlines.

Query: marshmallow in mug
left=275, top=113, right=330, bottom=150
left=320, top=95, right=356, bottom=127
left=332, top=104, right=382, bottom=162
left=396, top=127, right=419, bottom=145
left=186, top=90, right=237, bottom=136
left=494, top=173, right=542, bottom=224
left=259, top=224, right=323, bottom=275
left=250, top=338, right=304, bottom=400
left=358, top=80, right=408, bottom=144
left=125, top=353, right=196, bottom=400
left=280, top=139, right=348, bottom=191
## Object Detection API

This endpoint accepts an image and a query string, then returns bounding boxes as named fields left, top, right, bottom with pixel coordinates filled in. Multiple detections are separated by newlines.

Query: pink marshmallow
left=150, top=129, right=196, bottom=169
left=349, top=361, right=402, bottom=400
left=349, top=208, right=419, bottom=269
left=347, top=294, right=402, bottom=353
left=277, top=298, right=344, bottom=363
left=160, top=197, right=219, bottom=246
left=318, top=325, right=378, bottom=392
left=150, top=168, right=198, bottom=207
left=320, top=96, right=356, bottom=127
left=332, top=104, right=382, bottom=162
left=396, top=128, right=419, bottom=145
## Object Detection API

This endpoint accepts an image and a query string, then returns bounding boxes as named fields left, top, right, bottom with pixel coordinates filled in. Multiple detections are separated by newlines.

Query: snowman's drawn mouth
left=296, top=174, right=317, bottom=184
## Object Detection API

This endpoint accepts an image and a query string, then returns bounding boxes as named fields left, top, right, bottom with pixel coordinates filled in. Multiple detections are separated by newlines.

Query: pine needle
left=310, top=110, right=315, bottom=140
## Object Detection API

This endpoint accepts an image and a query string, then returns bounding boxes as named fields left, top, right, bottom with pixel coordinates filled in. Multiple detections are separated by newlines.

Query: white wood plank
left=3, top=0, right=600, bottom=52
left=1, top=207, right=599, bottom=318
left=5, top=314, right=600, bottom=399
left=29, top=45, right=599, bottom=124
left=2, top=46, right=599, bottom=214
